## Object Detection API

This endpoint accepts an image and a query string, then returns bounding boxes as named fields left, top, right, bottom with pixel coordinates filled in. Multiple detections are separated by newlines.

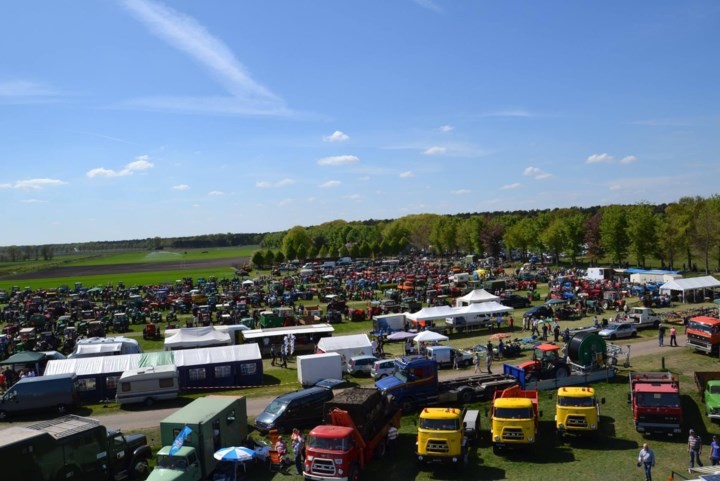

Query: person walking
left=689, top=429, right=704, bottom=471
left=670, top=326, right=678, bottom=347
left=474, top=351, right=481, bottom=373
left=711, top=435, right=720, bottom=466
left=658, top=325, right=666, bottom=347
left=485, top=341, right=493, bottom=374
left=270, top=344, right=276, bottom=366
left=637, top=443, right=655, bottom=481
left=386, top=425, right=399, bottom=454
left=292, top=430, right=305, bottom=475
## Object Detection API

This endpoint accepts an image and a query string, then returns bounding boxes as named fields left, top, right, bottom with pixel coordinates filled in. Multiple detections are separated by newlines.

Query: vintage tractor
left=143, top=322, right=162, bottom=340
left=517, top=343, right=571, bottom=381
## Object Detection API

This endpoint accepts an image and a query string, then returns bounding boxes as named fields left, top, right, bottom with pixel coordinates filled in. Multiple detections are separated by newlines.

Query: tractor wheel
left=460, top=389, right=474, bottom=404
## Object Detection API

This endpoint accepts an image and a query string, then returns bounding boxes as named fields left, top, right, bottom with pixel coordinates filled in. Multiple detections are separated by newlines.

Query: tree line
left=2, top=195, right=719, bottom=274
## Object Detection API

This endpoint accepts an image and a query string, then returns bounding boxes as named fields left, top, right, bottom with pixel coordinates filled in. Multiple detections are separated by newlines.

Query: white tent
left=316, top=334, right=373, bottom=360
left=45, top=353, right=142, bottom=376
left=455, top=289, right=500, bottom=307
left=407, top=302, right=511, bottom=322
left=406, top=305, right=457, bottom=321
left=164, top=326, right=232, bottom=351
left=173, top=343, right=261, bottom=365
left=659, top=276, right=720, bottom=303
left=413, top=330, right=449, bottom=343
left=459, top=301, right=512, bottom=315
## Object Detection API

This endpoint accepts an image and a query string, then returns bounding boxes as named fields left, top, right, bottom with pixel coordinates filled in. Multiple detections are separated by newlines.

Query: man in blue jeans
left=638, top=443, right=655, bottom=481
left=689, top=429, right=703, bottom=472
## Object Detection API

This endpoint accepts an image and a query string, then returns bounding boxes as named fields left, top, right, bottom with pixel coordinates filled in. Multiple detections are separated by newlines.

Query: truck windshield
left=156, top=454, right=188, bottom=471
left=687, top=321, right=715, bottom=334
left=308, top=435, right=350, bottom=451
left=558, top=396, right=595, bottom=407
left=419, top=418, right=460, bottom=431
left=393, top=370, right=408, bottom=383
left=636, top=393, right=681, bottom=408
left=265, top=399, right=289, bottom=415
left=494, top=407, right=534, bottom=419
left=710, top=386, right=720, bottom=394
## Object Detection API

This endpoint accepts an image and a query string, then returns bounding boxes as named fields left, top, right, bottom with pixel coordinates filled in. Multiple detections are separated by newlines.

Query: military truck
left=0, top=414, right=152, bottom=481
left=147, top=395, right=248, bottom=481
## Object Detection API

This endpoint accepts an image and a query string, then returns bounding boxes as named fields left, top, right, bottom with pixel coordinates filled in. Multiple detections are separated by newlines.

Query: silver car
left=598, top=322, right=637, bottom=340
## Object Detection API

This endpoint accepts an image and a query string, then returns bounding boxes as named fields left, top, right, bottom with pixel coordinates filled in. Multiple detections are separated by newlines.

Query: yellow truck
left=490, top=385, right=538, bottom=453
left=555, top=386, right=603, bottom=440
left=416, top=407, right=479, bottom=467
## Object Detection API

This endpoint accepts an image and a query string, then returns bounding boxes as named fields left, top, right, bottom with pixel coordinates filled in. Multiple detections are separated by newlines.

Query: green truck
left=0, top=415, right=152, bottom=481
left=695, top=371, right=720, bottom=421
left=148, top=395, right=248, bottom=481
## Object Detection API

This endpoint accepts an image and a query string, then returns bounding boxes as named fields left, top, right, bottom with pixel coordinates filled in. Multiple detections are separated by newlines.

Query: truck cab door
left=110, top=433, right=128, bottom=463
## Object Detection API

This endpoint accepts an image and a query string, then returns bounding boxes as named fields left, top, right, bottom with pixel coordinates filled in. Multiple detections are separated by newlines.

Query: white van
left=426, top=346, right=473, bottom=368
left=115, top=365, right=179, bottom=406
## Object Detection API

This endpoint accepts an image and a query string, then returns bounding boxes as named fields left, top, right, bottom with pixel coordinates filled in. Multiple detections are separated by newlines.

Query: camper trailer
left=115, top=365, right=179, bottom=406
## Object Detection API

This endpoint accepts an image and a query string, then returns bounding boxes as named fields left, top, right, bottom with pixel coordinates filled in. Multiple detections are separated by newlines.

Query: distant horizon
left=2, top=1, right=718, bottom=245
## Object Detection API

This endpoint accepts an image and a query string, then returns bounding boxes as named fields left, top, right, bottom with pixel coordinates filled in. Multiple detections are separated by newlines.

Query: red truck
left=686, top=316, right=720, bottom=354
left=629, top=371, right=683, bottom=435
left=304, top=387, right=401, bottom=481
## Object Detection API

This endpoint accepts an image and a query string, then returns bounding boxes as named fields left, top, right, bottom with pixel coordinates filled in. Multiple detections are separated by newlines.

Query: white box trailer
left=585, top=267, right=614, bottom=281
left=115, top=364, right=179, bottom=406
left=297, top=352, right=343, bottom=387
left=372, top=313, right=407, bottom=333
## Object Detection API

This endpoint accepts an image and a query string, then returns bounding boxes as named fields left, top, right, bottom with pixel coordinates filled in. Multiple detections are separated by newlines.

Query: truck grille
left=502, top=428, right=524, bottom=440
left=311, top=458, right=336, bottom=476
left=566, top=416, right=587, bottom=427
left=425, top=440, right=449, bottom=454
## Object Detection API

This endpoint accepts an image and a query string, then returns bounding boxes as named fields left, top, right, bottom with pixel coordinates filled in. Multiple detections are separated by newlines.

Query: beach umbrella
left=214, top=446, right=256, bottom=463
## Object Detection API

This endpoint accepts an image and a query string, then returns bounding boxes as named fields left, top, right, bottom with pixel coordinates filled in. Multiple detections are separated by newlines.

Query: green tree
left=456, top=216, right=484, bottom=254
left=429, top=217, right=458, bottom=254
left=541, top=218, right=566, bottom=265
left=282, top=226, right=312, bottom=260
left=600, top=205, right=630, bottom=265
left=264, top=249, right=275, bottom=266
left=274, top=251, right=285, bottom=264
left=480, top=218, right=505, bottom=259
left=296, top=243, right=308, bottom=261
left=692, top=196, right=720, bottom=274
left=584, top=213, right=603, bottom=263
left=627, top=203, right=658, bottom=268
left=561, top=213, right=587, bottom=264
left=251, top=250, right=265, bottom=269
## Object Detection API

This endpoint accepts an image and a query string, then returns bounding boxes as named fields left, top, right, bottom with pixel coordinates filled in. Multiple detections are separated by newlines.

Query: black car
left=500, top=294, right=532, bottom=308
left=523, top=305, right=554, bottom=319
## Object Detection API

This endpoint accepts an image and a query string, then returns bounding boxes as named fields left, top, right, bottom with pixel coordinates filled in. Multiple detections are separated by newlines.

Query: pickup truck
left=627, top=307, right=661, bottom=329
left=695, top=371, right=720, bottom=421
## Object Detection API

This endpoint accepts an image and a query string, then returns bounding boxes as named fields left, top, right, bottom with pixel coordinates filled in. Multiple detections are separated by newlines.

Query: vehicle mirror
left=627, top=393, right=631, bottom=404
left=539, top=410, right=543, bottom=418
left=601, top=398, right=606, bottom=404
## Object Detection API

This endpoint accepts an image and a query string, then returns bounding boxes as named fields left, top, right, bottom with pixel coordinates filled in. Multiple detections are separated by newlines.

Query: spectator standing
left=689, top=429, right=703, bottom=471
left=271, top=344, right=276, bottom=366
left=658, top=325, right=666, bottom=347
left=637, top=443, right=655, bottom=481
left=474, top=352, right=481, bottom=373
left=485, top=341, right=493, bottom=374
left=508, top=316, right=514, bottom=332
left=670, top=327, right=678, bottom=347
left=292, top=431, right=305, bottom=475
left=498, top=339, right=505, bottom=360
left=553, top=325, right=560, bottom=342
left=387, top=425, right=399, bottom=453
left=711, top=435, right=720, bottom=466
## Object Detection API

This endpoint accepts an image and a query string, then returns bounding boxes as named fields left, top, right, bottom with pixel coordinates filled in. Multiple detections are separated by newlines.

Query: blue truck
left=375, top=357, right=516, bottom=412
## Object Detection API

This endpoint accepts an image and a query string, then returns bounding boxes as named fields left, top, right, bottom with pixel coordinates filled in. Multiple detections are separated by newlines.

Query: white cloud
left=20, top=198, right=47, bottom=203
left=359, top=176, right=370, bottom=181
left=317, top=155, right=359, bottom=166
left=277, top=198, right=292, bottom=206
left=450, top=189, right=471, bottom=195
left=438, top=125, right=454, bottom=132
left=0, top=80, right=59, bottom=102
left=413, top=0, right=443, bottom=13
left=208, top=190, right=224, bottom=196
left=120, top=0, right=290, bottom=117
left=319, top=180, right=341, bottom=188
left=523, top=166, right=552, bottom=180
left=400, top=171, right=415, bottom=178
left=344, top=194, right=361, bottom=200
left=502, top=182, right=522, bottom=190
left=323, top=130, right=349, bottom=142
left=480, top=109, right=534, bottom=118
left=0, top=178, right=67, bottom=190
left=423, top=146, right=447, bottom=156
left=86, top=155, right=154, bottom=178
left=586, top=153, right=638, bottom=165
left=172, top=184, right=190, bottom=190
left=256, top=178, right=295, bottom=188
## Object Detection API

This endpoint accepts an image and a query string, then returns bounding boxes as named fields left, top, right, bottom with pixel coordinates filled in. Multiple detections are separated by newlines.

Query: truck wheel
left=145, top=397, right=154, bottom=407
left=0, top=410, right=7, bottom=420
left=133, top=459, right=149, bottom=476
left=349, top=464, right=360, bottom=481
left=460, top=389, right=473, bottom=404
left=56, top=404, right=67, bottom=415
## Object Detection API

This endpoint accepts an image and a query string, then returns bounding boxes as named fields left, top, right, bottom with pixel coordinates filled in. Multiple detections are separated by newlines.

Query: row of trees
left=266, top=195, right=720, bottom=274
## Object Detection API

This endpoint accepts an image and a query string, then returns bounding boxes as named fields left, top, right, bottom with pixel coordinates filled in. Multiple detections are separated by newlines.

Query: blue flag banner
left=169, top=426, right=192, bottom=455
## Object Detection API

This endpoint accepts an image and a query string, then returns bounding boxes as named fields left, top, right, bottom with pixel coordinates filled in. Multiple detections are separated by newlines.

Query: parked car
left=346, top=355, right=378, bottom=376
left=598, top=322, right=637, bottom=340
left=501, top=294, right=532, bottom=308
left=371, top=358, right=397, bottom=380
left=523, top=305, right=554, bottom=320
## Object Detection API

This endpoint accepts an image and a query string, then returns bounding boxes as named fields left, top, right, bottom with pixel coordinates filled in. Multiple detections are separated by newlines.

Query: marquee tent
left=164, top=326, right=232, bottom=351
left=659, top=276, right=720, bottom=303
left=316, top=334, right=373, bottom=360
left=455, top=289, right=500, bottom=307
left=413, top=330, right=449, bottom=343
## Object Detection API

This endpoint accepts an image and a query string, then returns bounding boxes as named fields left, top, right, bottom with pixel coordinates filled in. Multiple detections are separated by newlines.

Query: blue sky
left=1, top=0, right=718, bottom=246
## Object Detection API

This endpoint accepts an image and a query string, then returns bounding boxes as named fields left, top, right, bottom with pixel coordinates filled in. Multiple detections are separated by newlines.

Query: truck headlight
left=494, top=435, right=500, bottom=442
left=338, top=468, right=344, bottom=475
left=558, top=424, right=564, bottom=429
left=590, top=424, right=597, bottom=429
left=306, top=456, right=314, bottom=461
left=418, top=455, right=424, bottom=461
left=452, top=457, right=458, bottom=463
left=528, top=436, right=534, bottom=442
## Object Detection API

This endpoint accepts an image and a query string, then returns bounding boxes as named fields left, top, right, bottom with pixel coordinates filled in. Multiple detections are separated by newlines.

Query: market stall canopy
left=386, top=331, right=417, bottom=341
left=0, top=351, right=46, bottom=365
left=413, top=330, right=449, bottom=343
left=164, top=326, right=232, bottom=350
